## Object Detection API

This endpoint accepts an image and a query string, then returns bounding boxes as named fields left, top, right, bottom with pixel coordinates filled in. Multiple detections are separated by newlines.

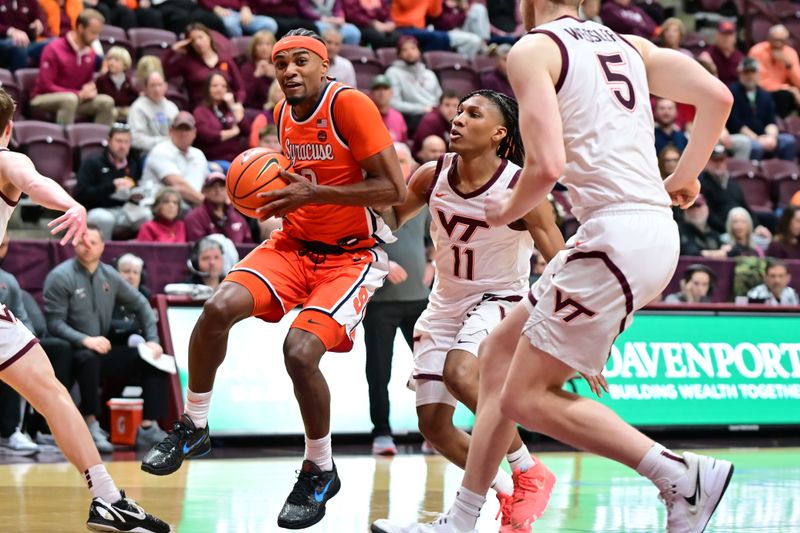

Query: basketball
left=226, top=148, right=293, bottom=218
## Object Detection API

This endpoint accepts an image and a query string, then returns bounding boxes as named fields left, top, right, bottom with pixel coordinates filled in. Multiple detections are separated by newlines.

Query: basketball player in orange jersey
left=142, top=28, right=406, bottom=530
left=373, top=90, right=566, bottom=533
left=0, top=90, right=169, bottom=533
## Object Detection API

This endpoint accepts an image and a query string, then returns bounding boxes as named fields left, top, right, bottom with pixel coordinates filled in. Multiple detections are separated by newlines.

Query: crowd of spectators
left=2, top=0, right=800, bottom=455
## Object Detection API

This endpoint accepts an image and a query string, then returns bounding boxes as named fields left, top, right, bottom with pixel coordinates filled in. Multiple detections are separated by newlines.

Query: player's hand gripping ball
left=226, top=148, right=294, bottom=218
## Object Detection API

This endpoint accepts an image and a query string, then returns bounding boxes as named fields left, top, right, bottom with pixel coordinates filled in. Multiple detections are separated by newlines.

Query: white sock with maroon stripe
left=85, top=464, right=121, bottom=503
left=635, top=443, right=687, bottom=483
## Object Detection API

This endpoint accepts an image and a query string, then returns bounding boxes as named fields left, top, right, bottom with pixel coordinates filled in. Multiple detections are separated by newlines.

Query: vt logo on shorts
left=554, top=290, right=596, bottom=322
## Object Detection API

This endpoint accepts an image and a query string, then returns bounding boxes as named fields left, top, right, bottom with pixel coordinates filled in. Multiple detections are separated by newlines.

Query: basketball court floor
left=0, top=446, right=797, bottom=532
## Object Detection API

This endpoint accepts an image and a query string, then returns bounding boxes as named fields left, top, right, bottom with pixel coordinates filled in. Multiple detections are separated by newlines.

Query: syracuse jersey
left=274, top=81, right=396, bottom=249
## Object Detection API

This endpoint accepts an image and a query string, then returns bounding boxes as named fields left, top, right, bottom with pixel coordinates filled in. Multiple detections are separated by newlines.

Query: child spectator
left=96, top=46, right=138, bottom=120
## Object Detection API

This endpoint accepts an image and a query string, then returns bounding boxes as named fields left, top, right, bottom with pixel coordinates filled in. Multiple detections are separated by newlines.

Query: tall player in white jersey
left=374, top=90, right=565, bottom=533
left=0, top=89, right=169, bottom=533
left=372, top=0, right=735, bottom=532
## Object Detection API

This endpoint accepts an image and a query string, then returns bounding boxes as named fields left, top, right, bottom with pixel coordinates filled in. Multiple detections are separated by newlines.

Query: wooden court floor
left=0, top=447, right=798, bottom=532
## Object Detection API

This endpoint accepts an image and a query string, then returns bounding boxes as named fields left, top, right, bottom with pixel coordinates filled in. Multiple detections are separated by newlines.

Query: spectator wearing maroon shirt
left=185, top=172, right=253, bottom=244
left=136, top=187, right=187, bottom=243
left=0, top=0, right=50, bottom=71
left=412, top=91, right=459, bottom=159
left=481, top=43, right=513, bottom=98
left=247, top=0, right=318, bottom=38
left=192, top=73, right=246, bottom=168
left=95, top=46, right=138, bottom=120
left=698, top=21, right=743, bottom=86
left=341, top=0, right=399, bottom=49
left=197, top=0, right=277, bottom=38
left=767, top=206, right=800, bottom=260
left=600, top=0, right=656, bottom=38
left=240, top=30, right=275, bottom=111
left=30, top=9, right=115, bottom=125
left=163, top=22, right=245, bottom=109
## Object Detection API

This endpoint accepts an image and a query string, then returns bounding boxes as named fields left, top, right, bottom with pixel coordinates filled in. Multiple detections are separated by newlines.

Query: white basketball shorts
left=413, top=293, right=522, bottom=407
left=0, top=303, right=38, bottom=372
left=524, top=205, right=679, bottom=376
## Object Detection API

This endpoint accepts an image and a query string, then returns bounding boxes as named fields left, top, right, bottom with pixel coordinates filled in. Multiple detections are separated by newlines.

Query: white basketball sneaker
left=658, top=451, right=734, bottom=533
left=371, top=516, right=477, bottom=533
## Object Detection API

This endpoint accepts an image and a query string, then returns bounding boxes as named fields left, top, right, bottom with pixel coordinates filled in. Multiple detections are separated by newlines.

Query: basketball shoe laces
left=495, top=492, right=513, bottom=526
left=286, top=468, right=320, bottom=505
left=152, top=419, right=191, bottom=454
left=655, top=478, right=679, bottom=510
left=508, top=468, right=548, bottom=527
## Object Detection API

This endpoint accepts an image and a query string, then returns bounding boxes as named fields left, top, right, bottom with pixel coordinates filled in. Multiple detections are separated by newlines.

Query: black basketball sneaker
left=277, top=460, right=341, bottom=529
left=86, top=490, right=171, bottom=532
left=140, top=414, right=210, bottom=476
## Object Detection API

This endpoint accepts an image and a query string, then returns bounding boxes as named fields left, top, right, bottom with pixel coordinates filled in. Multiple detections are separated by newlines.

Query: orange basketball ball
left=226, top=148, right=293, bottom=218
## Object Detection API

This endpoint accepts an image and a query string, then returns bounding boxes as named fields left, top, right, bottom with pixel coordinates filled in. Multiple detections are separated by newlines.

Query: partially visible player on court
left=142, top=28, right=405, bottom=530
left=0, top=89, right=169, bottom=533
left=371, top=0, right=734, bottom=532
left=374, top=90, right=564, bottom=532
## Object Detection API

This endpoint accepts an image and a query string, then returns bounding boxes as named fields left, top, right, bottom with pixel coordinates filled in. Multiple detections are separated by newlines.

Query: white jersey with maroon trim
left=531, top=16, right=671, bottom=222
left=0, top=188, right=16, bottom=244
left=423, top=153, right=534, bottom=311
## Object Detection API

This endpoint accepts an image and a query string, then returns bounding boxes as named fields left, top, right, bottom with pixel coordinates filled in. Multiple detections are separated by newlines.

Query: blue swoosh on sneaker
left=182, top=436, right=205, bottom=455
left=314, top=478, right=334, bottom=503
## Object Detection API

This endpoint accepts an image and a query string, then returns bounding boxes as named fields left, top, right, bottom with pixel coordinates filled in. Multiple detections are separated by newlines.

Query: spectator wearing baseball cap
left=370, top=75, right=408, bottom=143
left=139, top=111, right=209, bottom=209
left=698, top=21, right=743, bottom=85
left=748, top=23, right=800, bottom=117
left=727, top=57, right=797, bottom=161
left=184, top=172, right=254, bottom=244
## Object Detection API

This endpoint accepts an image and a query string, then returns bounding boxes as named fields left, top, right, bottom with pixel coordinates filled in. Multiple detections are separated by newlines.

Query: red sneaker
left=495, top=491, right=513, bottom=528
left=500, top=460, right=556, bottom=531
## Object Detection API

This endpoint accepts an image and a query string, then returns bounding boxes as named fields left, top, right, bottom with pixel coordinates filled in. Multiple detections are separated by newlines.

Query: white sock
left=450, top=486, right=485, bottom=531
left=506, top=443, right=535, bottom=472
left=635, top=443, right=687, bottom=484
left=304, top=432, right=333, bottom=471
left=85, top=464, right=120, bottom=504
left=491, top=469, right=514, bottom=495
left=185, top=389, right=212, bottom=429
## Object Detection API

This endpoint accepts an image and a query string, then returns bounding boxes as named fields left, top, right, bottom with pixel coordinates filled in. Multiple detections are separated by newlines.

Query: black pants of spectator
left=358, top=27, right=400, bottom=49
left=363, top=299, right=428, bottom=438
left=22, top=337, right=73, bottom=437
left=152, top=0, right=228, bottom=37
left=0, top=382, right=22, bottom=438
left=403, top=112, right=426, bottom=140
left=95, top=2, right=164, bottom=30
left=73, top=346, right=168, bottom=422
left=271, top=17, right=319, bottom=39
left=771, top=90, right=797, bottom=118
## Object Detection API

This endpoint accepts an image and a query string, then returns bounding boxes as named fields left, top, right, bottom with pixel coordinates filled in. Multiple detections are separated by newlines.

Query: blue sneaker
left=277, top=460, right=341, bottom=529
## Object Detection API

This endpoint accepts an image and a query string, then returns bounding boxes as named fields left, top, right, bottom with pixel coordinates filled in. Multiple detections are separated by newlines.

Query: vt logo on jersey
left=436, top=209, right=489, bottom=243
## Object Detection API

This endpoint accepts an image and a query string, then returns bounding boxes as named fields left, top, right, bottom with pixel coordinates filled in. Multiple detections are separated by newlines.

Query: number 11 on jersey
left=452, top=245, right=475, bottom=280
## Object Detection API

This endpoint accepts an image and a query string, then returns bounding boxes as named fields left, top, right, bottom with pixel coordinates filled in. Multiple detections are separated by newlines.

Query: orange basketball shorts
left=225, top=232, right=390, bottom=352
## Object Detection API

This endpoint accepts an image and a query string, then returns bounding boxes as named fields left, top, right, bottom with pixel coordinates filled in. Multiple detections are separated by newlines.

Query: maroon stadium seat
left=339, top=44, right=375, bottom=63
left=732, top=174, right=773, bottom=212
left=13, top=120, right=73, bottom=189
left=423, top=50, right=470, bottom=70
left=128, top=28, right=177, bottom=60
left=375, top=47, right=397, bottom=68
left=232, top=35, right=252, bottom=63
left=67, top=123, right=110, bottom=167
left=759, top=159, right=800, bottom=181
left=14, top=68, right=50, bottom=120
left=99, top=24, right=135, bottom=57
left=436, top=67, right=480, bottom=98
left=776, top=175, right=800, bottom=207
left=352, top=59, right=384, bottom=91
left=0, top=69, right=23, bottom=120
left=471, top=54, right=495, bottom=74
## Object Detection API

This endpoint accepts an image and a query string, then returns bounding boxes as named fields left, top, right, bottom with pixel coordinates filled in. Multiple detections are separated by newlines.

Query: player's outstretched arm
left=629, top=36, right=733, bottom=206
left=485, top=34, right=564, bottom=227
left=381, top=161, right=436, bottom=230
left=3, top=151, right=87, bottom=245
left=522, top=199, right=565, bottom=263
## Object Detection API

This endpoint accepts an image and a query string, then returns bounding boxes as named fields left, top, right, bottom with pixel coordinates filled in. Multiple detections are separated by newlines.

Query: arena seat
left=14, top=68, right=50, bottom=120
left=66, top=123, right=110, bottom=168
left=423, top=50, right=470, bottom=70
left=232, top=35, right=252, bottom=64
left=99, top=24, right=135, bottom=57
left=13, top=121, right=73, bottom=189
left=340, top=44, right=375, bottom=63
left=0, top=69, right=22, bottom=119
left=352, top=59, right=385, bottom=92
left=375, top=47, right=397, bottom=68
left=471, top=54, right=495, bottom=74
left=436, top=67, right=480, bottom=98
left=128, top=28, right=177, bottom=60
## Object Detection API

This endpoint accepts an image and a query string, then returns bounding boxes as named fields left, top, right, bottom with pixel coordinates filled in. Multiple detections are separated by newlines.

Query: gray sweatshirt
left=128, top=95, right=180, bottom=154
left=385, top=60, right=443, bottom=115
left=44, top=259, right=159, bottom=347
